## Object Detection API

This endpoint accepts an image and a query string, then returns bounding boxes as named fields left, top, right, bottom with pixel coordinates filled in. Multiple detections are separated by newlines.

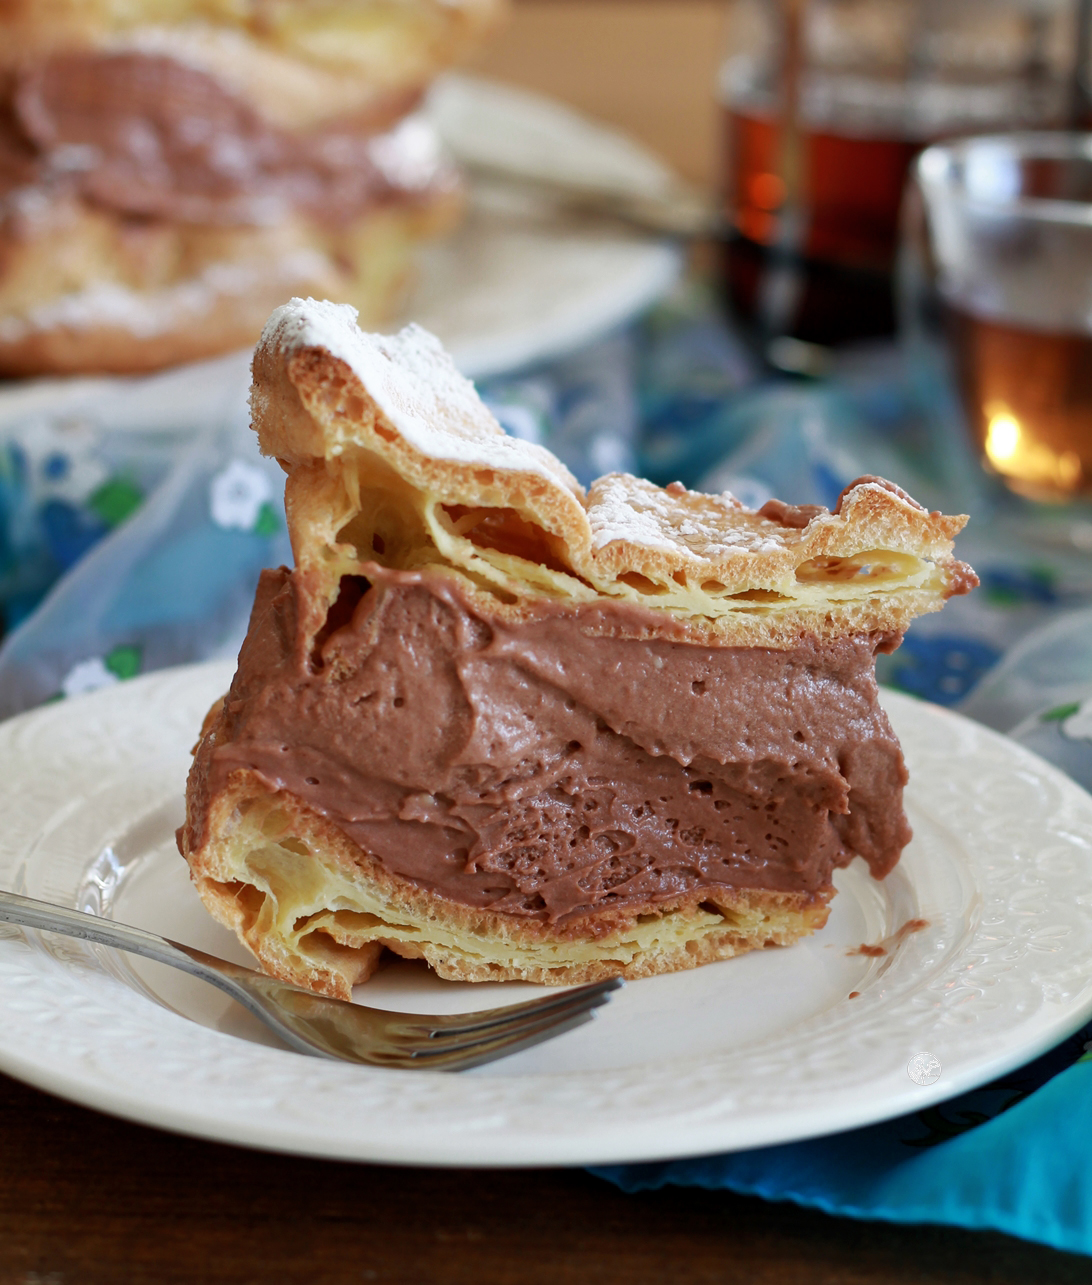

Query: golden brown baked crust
left=0, top=196, right=460, bottom=376
left=185, top=770, right=832, bottom=999
left=253, top=299, right=975, bottom=650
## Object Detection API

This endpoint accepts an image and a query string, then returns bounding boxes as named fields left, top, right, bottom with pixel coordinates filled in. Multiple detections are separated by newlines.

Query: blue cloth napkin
left=595, top=1031, right=1092, bottom=1257
left=2, top=284, right=1092, bottom=1255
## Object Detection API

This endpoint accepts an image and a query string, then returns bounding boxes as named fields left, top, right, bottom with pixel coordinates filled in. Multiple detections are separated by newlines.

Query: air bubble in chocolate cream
left=178, top=299, right=976, bottom=999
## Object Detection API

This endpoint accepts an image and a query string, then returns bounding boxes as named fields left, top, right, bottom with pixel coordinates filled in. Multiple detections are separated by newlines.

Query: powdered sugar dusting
left=262, top=298, right=579, bottom=490
left=587, top=474, right=792, bottom=559
left=0, top=252, right=331, bottom=341
left=258, top=302, right=952, bottom=588
left=587, top=475, right=686, bottom=554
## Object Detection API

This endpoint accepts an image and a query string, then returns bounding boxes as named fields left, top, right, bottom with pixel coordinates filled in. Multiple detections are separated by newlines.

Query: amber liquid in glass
left=722, top=109, right=918, bottom=345
left=947, top=304, right=1092, bottom=500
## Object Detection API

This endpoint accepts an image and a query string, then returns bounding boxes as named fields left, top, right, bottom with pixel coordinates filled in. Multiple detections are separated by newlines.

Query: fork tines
left=390, top=979, right=623, bottom=1071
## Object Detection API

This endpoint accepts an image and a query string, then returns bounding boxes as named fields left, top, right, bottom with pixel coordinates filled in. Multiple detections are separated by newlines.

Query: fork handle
left=0, top=888, right=356, bottom=1061
left=0, top=888, right=250, bottom=984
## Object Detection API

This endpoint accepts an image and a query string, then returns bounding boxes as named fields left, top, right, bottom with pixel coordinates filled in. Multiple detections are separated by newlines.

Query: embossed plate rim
left=1, top=660, right=1092, bottom=1167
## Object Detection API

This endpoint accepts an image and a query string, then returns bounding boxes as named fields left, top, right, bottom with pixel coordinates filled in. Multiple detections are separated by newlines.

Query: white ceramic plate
left=0, top=76, right=682, bottom=433
left=2, top=662, right=1092, bottom=1168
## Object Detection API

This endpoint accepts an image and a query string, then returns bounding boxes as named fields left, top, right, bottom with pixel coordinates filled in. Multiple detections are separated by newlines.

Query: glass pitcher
left=719, top=0, right=1084, bottom=356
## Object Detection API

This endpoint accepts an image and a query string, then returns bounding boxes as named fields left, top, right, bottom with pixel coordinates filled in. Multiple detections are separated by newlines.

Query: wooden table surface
left=0, top=1067, right=1088, bottom=1285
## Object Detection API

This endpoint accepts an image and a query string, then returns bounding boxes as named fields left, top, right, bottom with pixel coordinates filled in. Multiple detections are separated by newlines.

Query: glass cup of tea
left=915, top=133, right=1092, bottom=503
left=718, top=0, right=1082, bottom=359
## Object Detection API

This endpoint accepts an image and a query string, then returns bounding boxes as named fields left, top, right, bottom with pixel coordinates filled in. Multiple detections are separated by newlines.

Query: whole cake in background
left=178, top=297, right=977, bottom=1000
left=0, top=0, right=503, bottom=375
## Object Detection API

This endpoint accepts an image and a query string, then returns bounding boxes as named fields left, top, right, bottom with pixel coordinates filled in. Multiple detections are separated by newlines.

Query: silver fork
left=0, top=889, right=621, bottom=1070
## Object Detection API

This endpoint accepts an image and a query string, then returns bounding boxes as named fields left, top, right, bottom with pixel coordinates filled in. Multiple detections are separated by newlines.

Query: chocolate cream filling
left=187, top=564, right=911, bottom=926
left=0, top=52, right=453, bottom=226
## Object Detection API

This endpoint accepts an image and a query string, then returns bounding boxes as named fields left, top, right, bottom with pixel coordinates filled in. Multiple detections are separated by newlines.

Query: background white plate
left=2, top=663, right=1092, bottom=1167
left=0, top=76, right=682, bottom=433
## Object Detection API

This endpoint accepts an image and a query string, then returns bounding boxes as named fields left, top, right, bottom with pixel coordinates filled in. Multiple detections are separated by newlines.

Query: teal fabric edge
left=592, top=1061, right=1092, bottom=1259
